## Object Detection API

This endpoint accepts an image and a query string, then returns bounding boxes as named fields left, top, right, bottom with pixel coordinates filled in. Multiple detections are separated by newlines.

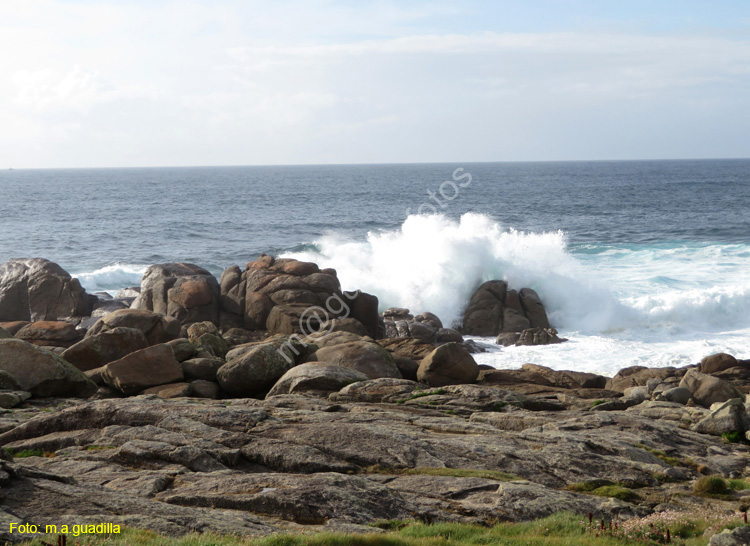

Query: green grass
left=400, top=389, right=447, bottom=402
left=636, top=444, right=687, bottom=467
left=7, top=448, right=55, bottom=458
left=728, top=479, right=750, bottom=491
left=14, top=512, right=704, bottom=546
left=85, top=445, right=116, bottom=451
left=366, top=465, right=518, bottom=481
left=567, top=481, right=640, bottom=503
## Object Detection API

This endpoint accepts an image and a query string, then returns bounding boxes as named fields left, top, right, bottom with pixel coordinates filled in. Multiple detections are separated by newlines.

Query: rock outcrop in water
left=462, top=280, right=550, bottom=336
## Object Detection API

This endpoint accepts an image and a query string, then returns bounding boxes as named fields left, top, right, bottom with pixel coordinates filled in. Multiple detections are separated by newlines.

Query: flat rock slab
left=0, top=394, right=746, bottom=537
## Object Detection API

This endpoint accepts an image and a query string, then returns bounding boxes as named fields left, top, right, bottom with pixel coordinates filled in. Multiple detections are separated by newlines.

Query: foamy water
left=284, top=214, right=750, bottom=376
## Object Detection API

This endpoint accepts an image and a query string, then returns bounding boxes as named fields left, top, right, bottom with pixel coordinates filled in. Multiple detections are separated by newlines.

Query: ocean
left=1, top=159, right=749, bottom=376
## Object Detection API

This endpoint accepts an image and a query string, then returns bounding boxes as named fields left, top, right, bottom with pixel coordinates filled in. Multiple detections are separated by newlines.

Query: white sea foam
left=285, top=213, right=625, bottom=329
left=285, top=213, right=750, bottom=373
left=73, top=263, right=148, bottom=294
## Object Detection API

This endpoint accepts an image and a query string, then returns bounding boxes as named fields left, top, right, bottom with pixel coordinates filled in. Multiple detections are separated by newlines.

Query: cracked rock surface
left=1, top=390, right=748, bottom=537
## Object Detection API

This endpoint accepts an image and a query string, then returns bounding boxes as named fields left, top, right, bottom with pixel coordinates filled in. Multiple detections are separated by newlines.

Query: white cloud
left=0, top=1, right=748, bottom=167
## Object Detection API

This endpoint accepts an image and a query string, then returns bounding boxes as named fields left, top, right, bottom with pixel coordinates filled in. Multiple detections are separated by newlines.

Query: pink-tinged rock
left=15, top=321, right=81, bottom=348
left=102, top=344, right=183, bottom=395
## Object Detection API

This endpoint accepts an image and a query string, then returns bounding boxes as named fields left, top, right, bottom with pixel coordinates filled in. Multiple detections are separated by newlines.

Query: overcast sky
left=1, top=0, right=749, bottom=168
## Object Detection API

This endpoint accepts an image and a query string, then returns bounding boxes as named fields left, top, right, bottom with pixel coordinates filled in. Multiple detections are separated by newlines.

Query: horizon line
left=3, top=156, right=750, bottom=171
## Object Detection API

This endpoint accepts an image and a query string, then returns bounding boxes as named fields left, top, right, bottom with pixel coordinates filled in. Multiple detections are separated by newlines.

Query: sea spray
left=283, top=212, right=625, bottom=330
left=73, top=263, right=148, bottom=294
left=284, top=213, right=750, bottom=374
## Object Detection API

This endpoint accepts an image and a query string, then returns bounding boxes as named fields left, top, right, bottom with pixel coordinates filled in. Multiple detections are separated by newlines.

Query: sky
left=1, top=0, right=749, bottom=168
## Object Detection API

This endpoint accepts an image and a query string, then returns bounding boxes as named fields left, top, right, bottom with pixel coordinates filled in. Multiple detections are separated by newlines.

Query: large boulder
left=606, top=366, right=678, bottom=393
left=220, top=255, right=351, bottom=332
left=710, top=525, right=750, bottom=546
left=101, top=344, right=183, bottom=395
left=346, top=291, right=380, bottom=339
left=266, top=304, right=318, bottom=335
left=216, top=342, right=296, bottom=396
left=267, top=363, right=369, bottom=397
left=519, top=288, right=551, bottom=328
left=377, top=337, right=436, bottom=362
left=0, top=369, right=20, bottom=390
left=85, top=309, right=180, bottom=346
left=0, top=258, right=93, bottom=321
left=62, top=327, right=149, bottom=371
left=692, top=399, right=749, bottom=436
left=461, top=281, right=506, bottom=336
left=181, top=357, right=225, bottom=381
left=314, top=341, right=401, bottom=379
left=14, top=320, right=82, bottom=348
left=461, top=280, right=550, bottom=337
left=679, top=369, right=744, bottom=408
left=132, top=263, right=220, bottom=327
left=698, top=353, right=741, bottom=375
left=0, top=338, right=96, bottom=397
left=417, top=342, right=479, bottom=387
left=0, top=321, right=28, bottom=336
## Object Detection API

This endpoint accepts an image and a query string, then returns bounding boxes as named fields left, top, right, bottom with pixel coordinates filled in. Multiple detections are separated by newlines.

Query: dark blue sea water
left=1, top=159, right=749, bottom=374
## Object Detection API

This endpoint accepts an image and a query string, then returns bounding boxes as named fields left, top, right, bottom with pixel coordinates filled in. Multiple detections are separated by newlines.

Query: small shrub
left=694, top=475, right=730, bottom=496
left=591, top=485, right=640, bottom=503
left=723, top=430, right=745, bottom=444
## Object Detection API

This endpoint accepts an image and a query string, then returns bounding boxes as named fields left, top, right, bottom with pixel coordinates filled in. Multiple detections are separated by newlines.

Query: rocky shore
left=1, top=257, right=749, bottom=544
